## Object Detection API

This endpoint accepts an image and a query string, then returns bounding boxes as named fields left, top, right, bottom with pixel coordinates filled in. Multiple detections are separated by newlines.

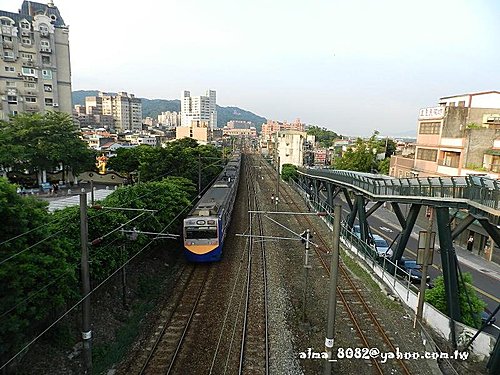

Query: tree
left=0, top=178, right=77, bottom=362
left=281, top=164, right=298, bottom=182
left=106, top=145, right=154, bottom=177
left=136, top=139, right=223, bottom=189
left=306, top=126, right=339, bottom=148
left=332, top=131, right=391, bottom=173
left=425, top=273, right=486, bottom=328
left=0, top=112, right=94, bottom=182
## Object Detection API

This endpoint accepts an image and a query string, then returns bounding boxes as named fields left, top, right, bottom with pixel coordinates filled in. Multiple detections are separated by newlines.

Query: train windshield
left=185, top=227, right=217, bottom=240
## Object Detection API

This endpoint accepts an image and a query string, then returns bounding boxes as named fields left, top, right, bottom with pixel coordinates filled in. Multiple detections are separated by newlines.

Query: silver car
left=372, top=234, right=393, bottom=258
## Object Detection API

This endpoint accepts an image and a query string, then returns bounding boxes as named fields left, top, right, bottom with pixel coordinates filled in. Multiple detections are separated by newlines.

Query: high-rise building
left=85, top=92, right=142, bottom=132
left=181, top=90, right=217, bottom=130
left=0, top=1, right=72, bottom=120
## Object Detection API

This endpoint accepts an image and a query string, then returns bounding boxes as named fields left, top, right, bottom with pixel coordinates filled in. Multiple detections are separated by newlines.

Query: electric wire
left=0, top=155, right=229, bottom=369
left=0, top=157, right=224, bottom=266
left=0, top=192, right=194, bottom=370
left=0, top=227, right=67, bottom=266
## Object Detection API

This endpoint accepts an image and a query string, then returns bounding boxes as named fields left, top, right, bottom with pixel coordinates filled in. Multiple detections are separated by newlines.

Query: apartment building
left=0, top=1, right=72, bottom=120
left=158, top=111, right=181, bottom=128
left=176, top=120, right=211, bottom=144
left=390, top=91, right=500, bottom=179
left=273, top=130, right=308, bottom=172
left=261, top=118, right=305, bottom=138
left=181, top=90, right=217, bottom=130
left=85, top=92, right=142, bottom=132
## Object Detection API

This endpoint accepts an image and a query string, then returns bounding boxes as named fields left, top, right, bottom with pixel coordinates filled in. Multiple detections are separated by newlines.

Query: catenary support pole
left=80, top=193, right=93, bottom=374
left=415, top=207, right=434, bottom=326
left=324, top=205, right=341, bottom=375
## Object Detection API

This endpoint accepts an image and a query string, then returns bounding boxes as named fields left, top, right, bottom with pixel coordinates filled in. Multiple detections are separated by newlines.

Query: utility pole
left=415, top=207, right=434, bottom=326
left=302, top=229, right=311, bottom=324
left=121, top=244, right=128, bottom=308
left=90, top=180, right=94, bottom=205
left=80, top=193, right=93, bottom=374
left=198, top=154, right=202, bottom=198
left=276, top=156, right=280, bottom=211
left=324, top=205, right=341, bottom=375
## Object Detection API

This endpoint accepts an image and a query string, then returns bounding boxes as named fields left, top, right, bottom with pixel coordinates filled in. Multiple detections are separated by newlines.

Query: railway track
left=137, top=265, right=210, bottom=375
left=238, top=156, right=270, bottom=374
left=258, top=155, right=412, bottom=375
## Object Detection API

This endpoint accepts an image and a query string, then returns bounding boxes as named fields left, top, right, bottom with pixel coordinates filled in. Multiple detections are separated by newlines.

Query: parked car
left=352, top=224, right=361, bottom=238
left=372, top=234, right=393, bottom=258
left=480, top=308, right=497, bottom=325
left=396, top=258, right=431, bottom=284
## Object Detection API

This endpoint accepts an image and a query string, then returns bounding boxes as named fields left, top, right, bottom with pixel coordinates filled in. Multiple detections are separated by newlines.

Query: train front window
left=185, top=226, right=217, bottom=240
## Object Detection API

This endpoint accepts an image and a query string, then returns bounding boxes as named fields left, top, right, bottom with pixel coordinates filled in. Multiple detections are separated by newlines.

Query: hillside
left=72, top=90, right=267, bottom=129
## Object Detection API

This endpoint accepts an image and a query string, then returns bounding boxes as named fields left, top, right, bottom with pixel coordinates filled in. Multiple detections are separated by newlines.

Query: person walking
left=467, top=234, right=474, bottom=252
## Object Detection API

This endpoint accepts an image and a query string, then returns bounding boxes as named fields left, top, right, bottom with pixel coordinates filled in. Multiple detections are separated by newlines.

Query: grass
left=340, top=248, right=402, bottom=311
left=92, top=273, right=164, bottom=374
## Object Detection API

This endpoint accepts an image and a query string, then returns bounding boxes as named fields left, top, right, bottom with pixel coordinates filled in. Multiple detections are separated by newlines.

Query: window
left=6, top=81, right=15, bottom=87
left=416, top=148, right=437, bottom=162
left=25, top=97, right=36, bottom=103
left=24, top=82, right=35, bottom=88
left=21, top=38, right=31, bottom=45
left=42, top=55, right=50, bottom=64
left=39, top=24, right=49, bottom=35
left=3, top=50, right=14, bottom=59
left=419, top=122, right=441, bottom=135
left=1, top=18, right=12, bottom=26
left=41, top=40, right=50, bottom=47
left=44, top=98, right=53, bottom=106
left=20, top=21, right=30, bottom=30
left=4, top=66, right=15, bottom=72
left=44, top=84, right=52, bottom=92
left=21, top=52, right=33, bottom=59
left=3, top=36, right=12, bottom=41
left=22, top=67, right=36, bottom=76
left=7, top=95, right=17, bottom=104
left=42, top=69, right=52, bottom=79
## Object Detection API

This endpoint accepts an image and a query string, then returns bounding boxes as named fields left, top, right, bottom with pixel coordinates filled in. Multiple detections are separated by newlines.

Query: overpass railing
left=299, top=168, right=500, bottom=212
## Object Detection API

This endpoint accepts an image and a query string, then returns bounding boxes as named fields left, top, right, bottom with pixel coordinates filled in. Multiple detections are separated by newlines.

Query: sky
left=2, top=0, right=500, bottom=136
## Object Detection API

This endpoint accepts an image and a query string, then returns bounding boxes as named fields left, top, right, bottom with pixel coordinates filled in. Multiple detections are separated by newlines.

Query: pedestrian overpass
left=296, top=168, right=500, bottom=366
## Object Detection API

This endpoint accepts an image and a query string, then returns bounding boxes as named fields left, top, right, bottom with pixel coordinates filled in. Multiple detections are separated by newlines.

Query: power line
left=0, top=227, right=67, bottom=266
left=0, top=213, right=66, bottom=247
left=0, top=198, right=193, bottom=371
left=0, top=266, right=78, bottom=322
left=0, top=157, right=226, bottom=369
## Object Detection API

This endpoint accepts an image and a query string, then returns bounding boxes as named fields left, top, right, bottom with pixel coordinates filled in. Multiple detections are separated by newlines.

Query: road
left=333, top=197, right=500, bottom=336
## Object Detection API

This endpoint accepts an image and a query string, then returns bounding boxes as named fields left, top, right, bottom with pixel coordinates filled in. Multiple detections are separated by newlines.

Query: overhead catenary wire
left=0, top=153, right=230, bottom=369
left=0, top=190, right=196, bottom=371
left=0, top=227, right=67, bottom=266
left=0, top=153, right=226, bottom=253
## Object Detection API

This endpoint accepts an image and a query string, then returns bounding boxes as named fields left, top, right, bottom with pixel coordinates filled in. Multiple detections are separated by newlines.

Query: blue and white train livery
left=183, top=153, right=241, bottom=262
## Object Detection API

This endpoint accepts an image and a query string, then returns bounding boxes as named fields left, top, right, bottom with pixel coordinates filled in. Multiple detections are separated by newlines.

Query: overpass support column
left=356, top=195, right=369, bottom=243
left=391, top=203, right=421, bottom=264
left=436, top=206, right=461, bottom=349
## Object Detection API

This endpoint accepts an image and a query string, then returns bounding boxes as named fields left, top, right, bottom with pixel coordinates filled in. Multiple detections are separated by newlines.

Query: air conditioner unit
left=21, top=31, right=30, bottom=36
left=53, top=103, right=59, bottom=107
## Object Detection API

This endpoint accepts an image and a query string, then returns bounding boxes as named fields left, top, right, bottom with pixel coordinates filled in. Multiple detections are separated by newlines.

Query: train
left=183, top=152, right=242, bottom=262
